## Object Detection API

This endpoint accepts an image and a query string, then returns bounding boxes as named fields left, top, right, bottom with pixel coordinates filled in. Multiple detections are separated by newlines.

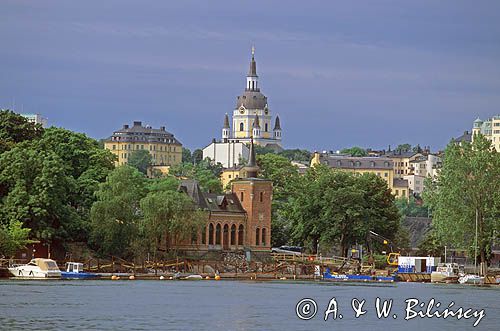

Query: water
left=0, top=279, right=498, bottom=330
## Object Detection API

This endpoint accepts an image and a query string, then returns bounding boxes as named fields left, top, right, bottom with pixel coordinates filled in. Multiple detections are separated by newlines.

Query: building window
left=202, top=226, right=207, bottom=245
left=228, top=175, right=232, bottom=179
left=262, top=228, right=266, bottom=246
left=112, top=145, right=116, bottom=150
left=395, top=189, right=399, bottom=196
left=260, top=191, right=264, bottom=202
left=230, top=224, right=236, bottom=245
left=208, top=224, right=214, bottom=245
left=384, top=172, right=388, bottom=177
left=265, top=123, right=268, bottom=132
left=215, top=224, right=221, bottom=245
left=255, top=228, right=260, bottom=246
left=238, top=225, right=244, bottom=245
left=240, top=192, right=244, bottom=202
left=240, top=122, right=244, bottom=131
left=402, top=190, right=406, bottom=197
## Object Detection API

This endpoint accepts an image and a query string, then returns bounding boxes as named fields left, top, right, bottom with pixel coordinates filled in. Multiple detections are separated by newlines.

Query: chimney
left=123, top=124, right=129, bottom=129
left=160, top=126, right=165, bottom=131
left=133, top=121, right=142, bottom=127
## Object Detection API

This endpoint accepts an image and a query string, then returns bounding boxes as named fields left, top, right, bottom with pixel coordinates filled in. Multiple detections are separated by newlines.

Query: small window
left=240, top=122, right=244, bottom=131
left=260, top=191, right=264, bottom=202
left=240, top=192, right=244, bottom=202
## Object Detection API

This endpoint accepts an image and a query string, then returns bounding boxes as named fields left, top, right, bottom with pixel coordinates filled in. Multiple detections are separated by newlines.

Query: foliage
left=192, top=149, right=203, bottom=165
left=89, top=166, right=148, bottom=258
left=278, top=149, right=312, bottom=162
left=0, top=109, right=44, bottom=153
left=423, top=134, right=500, bottom=274
left=395, top=144, right=412, bottom=153
left=169, top=159, right=223, bottom=193
left=416, top=229, right=444, bottom=257
left=395, top=196, right=429, bottom=217
left=282, top=165, right=400, bottom=256
left=0, top=220, right=31, bottom=258
left=128, top=149, right=152, bottom=175
left=182, top=147, right=192, bottom=163
left=340, top=146, right=368, bottom=157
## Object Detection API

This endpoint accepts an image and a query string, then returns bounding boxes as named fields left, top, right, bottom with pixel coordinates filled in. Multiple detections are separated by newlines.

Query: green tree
left=192, top=149, right=203, bottom=164
left=182, top=147, right=192, bottom=163
left=169, top=159, right=223, bottom=193
left=395, top=196, right=429, bottom=217
left=0, top=220, right=31, bottom=258
left=283, top=165, right=399, bottom=256
left=89, top=166, right=148, bottom=258
left=0, top=109, right=43, bottom=153
left=340, top=146, right=368, bottom=157
left=423, top=134, right=500, bottom=275
left=395, top=144, right=412, bottom=153
left=278, top=149, right=312, bottom=162
left=128, top=149, right=152, bottom=175
left=140, top=189, right=204, bottom=257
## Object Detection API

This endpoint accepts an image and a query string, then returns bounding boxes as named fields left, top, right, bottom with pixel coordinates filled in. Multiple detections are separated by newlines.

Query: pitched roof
left=319, top=154, right=393, bottom=170
left=179, top=179, right=246, bottom=213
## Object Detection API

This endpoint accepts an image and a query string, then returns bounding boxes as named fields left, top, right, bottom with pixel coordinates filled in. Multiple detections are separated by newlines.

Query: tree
left=278, top=149, right=312, bottom=162
left=192, top=149, right=203, bottom=165
left=283, top=165, right=399, bottom=256
left=395, top=196, right=429, bottom=217
left=169, top=159, right=223, bottom=193
left=0, top=220, right=31, bottom=258
left=128, top=150, right=152, bottom=175
left=0, top=109, right=43, bottom=153
left=395, top=144, right=412, bottom=153
left=140, top=188, right=203, bottom=257
left=89, top=166, right=148, bottom=258
left=340, top=146, right=368, bottom=157
left=423, top=134, right=500, bottom=275
left=182, top=147, right=192, bottom=163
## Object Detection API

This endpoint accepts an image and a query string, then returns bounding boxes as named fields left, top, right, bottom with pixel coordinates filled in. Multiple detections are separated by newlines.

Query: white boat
left=8, top=258, right=62, bottom=279
left=458, top=274, right=484, bottom=285
left=430, top=263, right=459, bottom=283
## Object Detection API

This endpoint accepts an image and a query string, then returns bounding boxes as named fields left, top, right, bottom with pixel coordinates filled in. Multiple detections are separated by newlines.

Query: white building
left=403, top=174, right=425, bottom=195
left=202, top=140, right=250, bottom=168
left=21, top=113, right=48, bottom=128
left=410, top=154, right=442, bottom=178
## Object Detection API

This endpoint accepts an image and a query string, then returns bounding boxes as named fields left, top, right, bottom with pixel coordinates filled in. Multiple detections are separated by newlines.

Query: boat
left=8, top=258, right=61, bottom=279
left=173, top=272, right=203, bottom=280
left=323, top=268, right=395, bottom=282
left=458, top=274, right=484, bottom=285
left=61, top=262, right=100, bottom=280
left=430, top=263, right=459, bottom=283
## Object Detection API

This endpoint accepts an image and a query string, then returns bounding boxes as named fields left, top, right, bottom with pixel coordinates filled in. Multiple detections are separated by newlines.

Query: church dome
left=236, top=90, right=268, bottom=110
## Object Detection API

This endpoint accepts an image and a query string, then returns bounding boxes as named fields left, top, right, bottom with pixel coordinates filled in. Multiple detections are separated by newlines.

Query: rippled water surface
left=0, top=279, right=498, bottom=330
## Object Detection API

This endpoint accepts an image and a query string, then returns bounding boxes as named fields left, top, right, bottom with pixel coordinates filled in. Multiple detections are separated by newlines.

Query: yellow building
left=310, top=152, right=409, bottom=199
left=104, top=121, right=182, bottom=171
left=384, top=151, right=422, bottom=178
left=472, top=115, right=500, bottom=151
left=220, top=166, right=243, bottom=189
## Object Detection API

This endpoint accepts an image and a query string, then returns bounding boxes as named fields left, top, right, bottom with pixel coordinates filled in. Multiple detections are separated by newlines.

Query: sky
left=1, top=0, right=500, bottom=152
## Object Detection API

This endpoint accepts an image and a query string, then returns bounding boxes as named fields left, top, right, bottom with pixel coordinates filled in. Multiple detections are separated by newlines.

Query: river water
left=0, top=279, right=498, bottom=330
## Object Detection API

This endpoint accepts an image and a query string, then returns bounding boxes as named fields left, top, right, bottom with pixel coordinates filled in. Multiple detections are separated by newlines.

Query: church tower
left=228, top=46, right=282, bottom=149
left=222, top=113, right=230, bottom=142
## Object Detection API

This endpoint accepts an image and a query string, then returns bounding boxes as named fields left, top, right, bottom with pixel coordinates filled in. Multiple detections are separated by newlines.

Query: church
left=203, top=48, right=283, bottom=167
left=225, top=47, right=282, bottom=149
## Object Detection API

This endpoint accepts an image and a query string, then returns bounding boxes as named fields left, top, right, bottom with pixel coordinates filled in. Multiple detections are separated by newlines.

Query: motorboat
left=323, top=268, right=395, bottom=282
left=430, top=263, right=459, bottom=283
left=458, top=274, right=484, bottom=285
left=8, top=258, right=61, bottom=279
left=61, top=262, right=100, bottom=280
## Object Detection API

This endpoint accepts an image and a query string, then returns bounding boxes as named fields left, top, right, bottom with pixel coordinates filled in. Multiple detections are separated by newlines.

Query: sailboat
left=458, top=210, right=485, bottom=285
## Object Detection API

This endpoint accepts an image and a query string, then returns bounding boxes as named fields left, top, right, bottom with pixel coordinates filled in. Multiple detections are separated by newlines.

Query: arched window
left=240, top=122, right=244, bottom=131
left=265, top=123, right=268, bottom=132
left=262, top=228, right=266, bottom=246
left=230, top=224, right=236, bottom=245
left=202, top=225, right=207, bottom=245
left=208, top=224, right=214, bottom=245
left=238, top=225, right=244, bottom=245
left=255, top=228, right=260, bottom=246
left=216, top=224, right=221, bottom=245
left=260, top=191, right=264, bottom=202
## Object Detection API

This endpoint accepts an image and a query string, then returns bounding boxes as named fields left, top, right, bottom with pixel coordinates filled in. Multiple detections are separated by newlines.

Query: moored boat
left=8, top=258, right=62, bottom=279
left=323, top=268, right=395, bottom=282
left=430, top=263, right=459, bottom=283
left=61, top=262, right=100, bottom=280
left=458, top=274, right=484, bottom=285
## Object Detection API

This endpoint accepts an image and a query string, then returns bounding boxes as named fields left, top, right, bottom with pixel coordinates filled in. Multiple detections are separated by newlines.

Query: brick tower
left=231, top=138, right=272, bottom=251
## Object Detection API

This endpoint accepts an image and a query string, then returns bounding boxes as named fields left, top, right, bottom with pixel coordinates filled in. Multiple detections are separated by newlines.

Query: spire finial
left=251, top=45, right=255, bottom=57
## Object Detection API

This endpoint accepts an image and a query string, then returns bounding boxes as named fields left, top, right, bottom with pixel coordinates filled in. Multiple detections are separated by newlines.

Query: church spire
left=244, top=136, right=259, bottom=178
left=223, top=113, right=230, bottom=129
left=246, top=46, right=259, bottom=91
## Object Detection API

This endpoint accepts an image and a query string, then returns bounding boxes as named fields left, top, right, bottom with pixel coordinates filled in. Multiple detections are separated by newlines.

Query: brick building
left=173, top=138, right=272, bottom=253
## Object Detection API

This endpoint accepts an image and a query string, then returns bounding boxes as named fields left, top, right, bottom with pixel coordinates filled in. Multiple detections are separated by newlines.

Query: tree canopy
left=128, top=149, right=152, bottom=175
left=424, top=134, right=500, bottom=274
left=340, top=146, right=368, bottom=157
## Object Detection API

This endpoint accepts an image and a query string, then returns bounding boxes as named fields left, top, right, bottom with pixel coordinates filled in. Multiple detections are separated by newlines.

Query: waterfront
left=0, top=280, right=498, bottom=330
